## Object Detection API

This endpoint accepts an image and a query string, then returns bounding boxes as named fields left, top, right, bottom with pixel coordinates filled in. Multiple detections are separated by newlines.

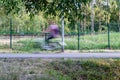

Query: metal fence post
left=107, top=0, right=110, bottom=49
left=74, top=0, right=80, bottom=50
left=10, top=18, right=12, bottom=49
left=61, top=15, right=64, bottom=52
left=78, top=23, right=80, bottom=50
left=61, top=0, right=65, bottom=52
left=107, top=20, right=110, bottom=49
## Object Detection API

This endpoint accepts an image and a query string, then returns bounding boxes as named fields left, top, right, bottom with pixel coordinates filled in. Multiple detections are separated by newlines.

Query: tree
left=94, top=0, right=107, bottom=32
left=1, top=0, right=24, bottom=15
left=1, top=0, right=91, bottom=21
left=116, top=0, right=120, bottom=32
left=113, top=0, right=120, bottom=32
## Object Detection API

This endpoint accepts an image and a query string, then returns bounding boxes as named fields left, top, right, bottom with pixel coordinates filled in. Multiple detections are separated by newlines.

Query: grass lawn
left=65, top=32, right=120, bottom=50
left=0, top=32, right=120, bottom=52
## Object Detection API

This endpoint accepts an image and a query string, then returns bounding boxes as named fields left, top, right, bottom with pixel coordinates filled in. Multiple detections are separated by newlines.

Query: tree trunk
left=99, top=19, right=102, bottom=32
left=80, top=20, right=84, bottom=33
left=91, top=0, right=95, bottom=34
left=119, top=10, right=120, bottom=32
left=84, top=15, right=86, bottom=34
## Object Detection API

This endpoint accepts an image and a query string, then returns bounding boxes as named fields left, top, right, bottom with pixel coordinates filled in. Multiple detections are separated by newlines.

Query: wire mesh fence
left=0, top=20, right=120, bottom=52
left=0, top=0, right=120, bottom=52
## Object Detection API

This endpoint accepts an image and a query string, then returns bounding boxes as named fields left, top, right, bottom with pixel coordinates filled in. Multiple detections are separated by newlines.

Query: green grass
left=1, top=32, right=120, bottom=52
left=65, top=32, right=120, bottom=50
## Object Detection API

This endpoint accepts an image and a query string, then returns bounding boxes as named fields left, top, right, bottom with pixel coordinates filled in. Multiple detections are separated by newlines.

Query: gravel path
left=0, top=52, right=120, bottom=58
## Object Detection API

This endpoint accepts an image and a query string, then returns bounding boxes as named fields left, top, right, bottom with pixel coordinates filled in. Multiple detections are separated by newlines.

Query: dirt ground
left=0, top=36, right=42, bottom=45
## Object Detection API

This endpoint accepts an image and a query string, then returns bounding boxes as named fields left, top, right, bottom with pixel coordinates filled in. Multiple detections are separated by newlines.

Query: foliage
left=0, top=12, right=47, bottom=35
left=0, top=0, right=120, bottom=35
left=1, top=0, right=24, bottom=15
